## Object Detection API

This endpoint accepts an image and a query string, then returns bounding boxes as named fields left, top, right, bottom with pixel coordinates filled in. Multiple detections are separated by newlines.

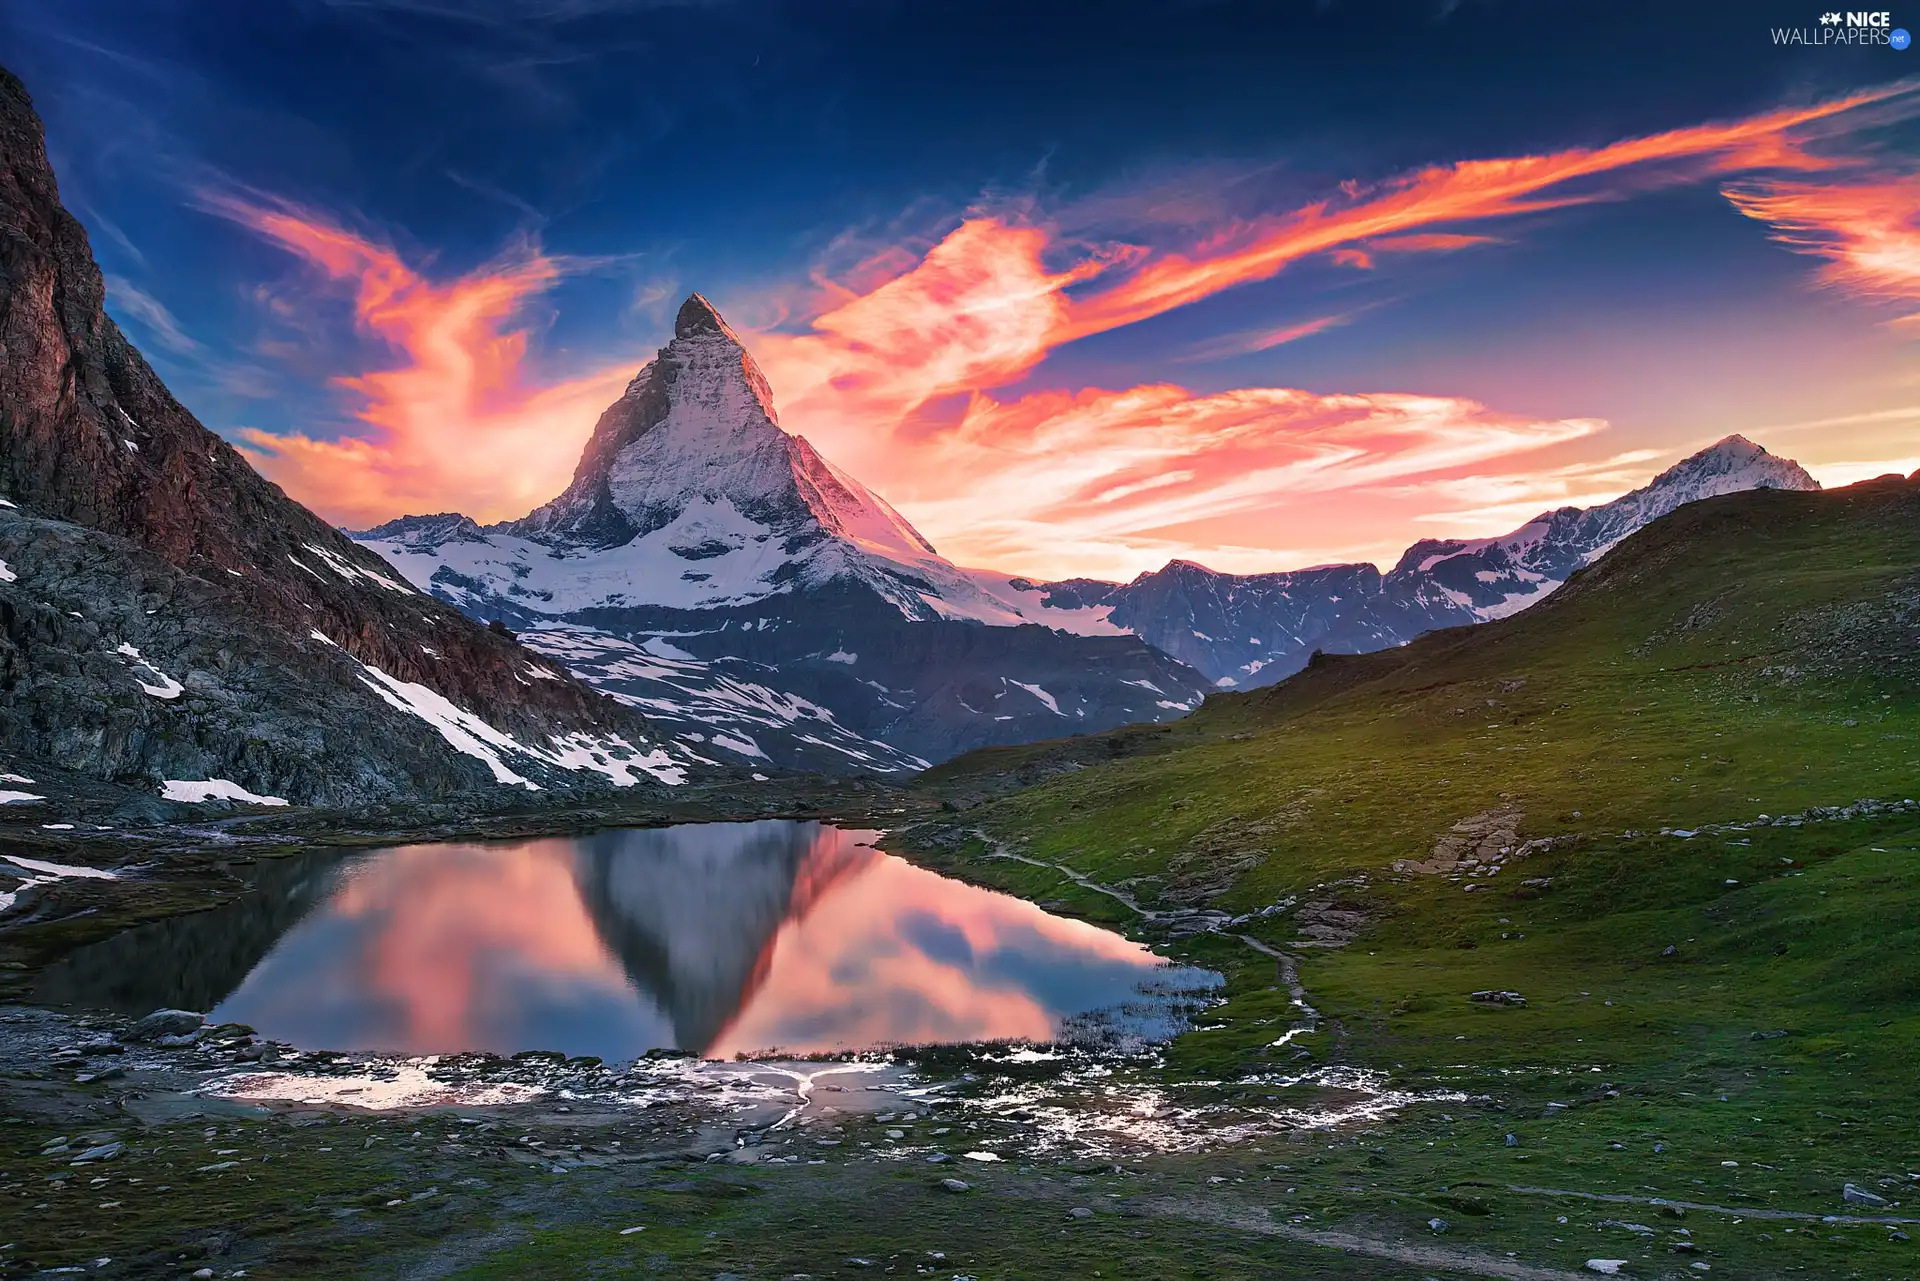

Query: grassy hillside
left=895, top=480, right=1920, bottom=1276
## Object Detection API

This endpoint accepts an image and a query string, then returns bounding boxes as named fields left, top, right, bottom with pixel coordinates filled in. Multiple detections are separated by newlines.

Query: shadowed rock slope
left=0, top=66, right=698, bottom=807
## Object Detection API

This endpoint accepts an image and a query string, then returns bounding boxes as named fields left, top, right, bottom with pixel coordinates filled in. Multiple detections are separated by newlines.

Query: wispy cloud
left=1061, top=83, right=1917, bottom=339
left=217, top=81, right=1920, bottom=577
left=1724, top=170, right=1920, bottom=323
left=104, top=276, right=202, bottom=355
left=203, top=192, right=637, bottom=526
left=1173, top=312, right=1356, bottom=362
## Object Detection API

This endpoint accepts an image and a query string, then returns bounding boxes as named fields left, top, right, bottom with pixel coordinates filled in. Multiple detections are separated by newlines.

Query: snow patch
left=0, top=790, right=44, bottom=805
left=160, top=779, right=290, bottom=806
left=115, top=643, right=185, bottom=699
left=0, top=853, right=118, bottom=913
left=824, top=650, right=857, bottom=664
left=301, top=543, right=414, bottom=594
left=1007, top=680, right=1061, bottom=714
left=0, top=559, right=14, bottom=583
left=354, top=664, right=541, bottom=788
left=707, top=732, right=768, bottom=760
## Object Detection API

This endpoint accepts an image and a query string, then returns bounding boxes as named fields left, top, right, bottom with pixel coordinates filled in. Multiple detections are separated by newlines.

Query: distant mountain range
left=1018, top=434, right=1818, bottom=690
left=357, top=293, right=1817, bottom=772
left=0, top=67, right=711, bottom=813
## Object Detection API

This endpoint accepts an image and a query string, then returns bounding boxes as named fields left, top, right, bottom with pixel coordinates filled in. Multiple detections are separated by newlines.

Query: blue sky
left=5, top=0, right=1916, bottom=577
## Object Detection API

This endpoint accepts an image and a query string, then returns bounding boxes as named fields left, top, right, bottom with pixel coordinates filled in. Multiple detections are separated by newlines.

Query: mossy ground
left=4, top=487, right=1917, bottom=1279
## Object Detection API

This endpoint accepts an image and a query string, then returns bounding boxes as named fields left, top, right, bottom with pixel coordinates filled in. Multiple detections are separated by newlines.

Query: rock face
left=0, top=66, right=695, bottom=805
left=1028, top=435, right=1820, bottom=690
left=355, top=295, right=1210, bottom=772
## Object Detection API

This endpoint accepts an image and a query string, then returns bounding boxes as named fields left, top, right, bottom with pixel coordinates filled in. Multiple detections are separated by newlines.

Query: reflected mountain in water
left=570, top=821, right=878, bottom=1052
left=34, top=849, right=347, bottom=1015
left=33, top=822, right=1203, bottom=1060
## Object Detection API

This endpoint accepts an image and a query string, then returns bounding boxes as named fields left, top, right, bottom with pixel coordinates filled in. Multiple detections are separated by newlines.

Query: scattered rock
left=1749, top=1030, right=1788, bottom=1041
left=1504, top=1133, right=1519, bottom=1148
left=1427, top=1218, right=1449, bottom=1234
left=1660, top=945, right=1677, bottom=957
left=68, top=1142, right=122, bottom=1164
left=125, top=1009, right=203, bottom=1042
left=1470, top=990, right=1527, bottom=1007
left=1843, top=1183, right=1889, bottom=1207
left=925, top=1153, right=951, bottom=1164
left=1584, top=1262, right=1627, bottom=1276
left=1069, top=1206, right=1093, bottom=1219
left=939, top=1178, right=970, bottom=1193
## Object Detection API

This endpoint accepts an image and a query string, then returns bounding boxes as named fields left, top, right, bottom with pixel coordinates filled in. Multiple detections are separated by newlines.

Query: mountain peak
left=675, top=292, right=734, bottom=341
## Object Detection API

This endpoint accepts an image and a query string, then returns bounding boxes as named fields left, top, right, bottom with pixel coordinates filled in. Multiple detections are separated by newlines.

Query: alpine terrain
left=0, top=68, right=703, bottom=812
left=356, top=295, right=1210, bottom=773
left=1019, top=434, right=1819, bottom=690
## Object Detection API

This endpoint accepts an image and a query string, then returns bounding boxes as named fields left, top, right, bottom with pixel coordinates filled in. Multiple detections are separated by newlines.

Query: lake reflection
left=40, top=822, right=1201, bottom=1060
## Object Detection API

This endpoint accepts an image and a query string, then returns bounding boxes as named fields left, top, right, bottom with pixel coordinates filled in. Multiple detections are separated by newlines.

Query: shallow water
left=37, top=821, right=1216, bottom=1060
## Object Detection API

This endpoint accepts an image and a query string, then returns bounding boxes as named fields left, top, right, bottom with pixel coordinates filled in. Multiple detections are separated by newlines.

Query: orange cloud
left=1366, top=232, right=1503, bottom=253
left=206, top=194, right=635, bottom=528
left=1723, top=171, right=1920, bottom=321
left=1060, top=85, right=1911, bottom=338
left=212, top=83, right=1916, bottom=578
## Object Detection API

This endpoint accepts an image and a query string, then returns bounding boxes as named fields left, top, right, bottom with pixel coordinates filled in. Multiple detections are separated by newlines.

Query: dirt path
left=1506, top=1183, right=1920, bottom=1226
left=1143, top=1195, right=1598, bottom=1280
left=972, top=827, right=1326, bottom=1044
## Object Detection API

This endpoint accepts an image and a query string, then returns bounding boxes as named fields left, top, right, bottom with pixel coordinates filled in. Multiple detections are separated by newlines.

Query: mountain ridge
left=0, top=65, right=704, bottom=807
left=1022, top=432, right=1819, bottom=688
left=354, top=294, right=1212, bottom=771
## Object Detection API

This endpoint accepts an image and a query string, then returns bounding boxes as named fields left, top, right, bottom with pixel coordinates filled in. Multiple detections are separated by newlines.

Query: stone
left=1584, top=1262, right=1627, bottom=1275
left=126, top=1009, right=203, bottom=1042
left=192, top=1271, right=214, bottom=1280
left=1504, top=1133, right=1519, bottom=1147
left=69, top=1142, right=122, bottom=1164
left=1427, top=1218, right=1448, bottom=1234
left=1469, top=989, right=1527, bottom=1007
left=1843, top=1183, right=1889, bottom=1206
left=939, top=1178, right=970, bottom=1193
left=925, top=1153, right=951, bottom=1164
left=1069, top=1207, right=1093, bottom=1219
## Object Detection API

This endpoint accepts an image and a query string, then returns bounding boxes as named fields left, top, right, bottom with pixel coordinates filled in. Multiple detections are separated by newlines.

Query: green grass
left=893, top=483, right=1920, bottom=1275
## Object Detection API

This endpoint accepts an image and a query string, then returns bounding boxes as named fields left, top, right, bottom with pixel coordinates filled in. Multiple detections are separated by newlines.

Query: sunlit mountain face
left=8, top=0, right=1914, bottom=587
left=35, top=825, right=1205, bottom=1060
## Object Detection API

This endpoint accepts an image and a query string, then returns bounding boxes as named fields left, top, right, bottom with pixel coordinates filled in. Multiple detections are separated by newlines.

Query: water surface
left=39, top=822, right=1212, bottom=1060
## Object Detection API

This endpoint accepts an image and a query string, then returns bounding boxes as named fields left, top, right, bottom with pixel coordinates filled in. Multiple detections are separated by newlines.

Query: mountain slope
left=1029, top=435, right=1818, bottom=689
left=0, top=66, right=699, bottom=807
left=355, top=296, right=1209, bottom=772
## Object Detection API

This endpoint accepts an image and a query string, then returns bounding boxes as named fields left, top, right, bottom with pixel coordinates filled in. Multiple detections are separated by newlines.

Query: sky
left=5, top=0, right=1918, bottom=581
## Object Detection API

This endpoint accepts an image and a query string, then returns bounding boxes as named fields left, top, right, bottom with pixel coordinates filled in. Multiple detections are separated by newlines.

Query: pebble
left=940, top=1178, right=970, bottom=1193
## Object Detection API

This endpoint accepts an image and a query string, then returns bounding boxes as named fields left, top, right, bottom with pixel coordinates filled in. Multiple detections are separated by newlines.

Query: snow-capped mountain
left=0, top=67, right=705, bottom=811
left=1030, top=435, right=1818, bottom=689
left=355, top=295, right=1209, bottom=772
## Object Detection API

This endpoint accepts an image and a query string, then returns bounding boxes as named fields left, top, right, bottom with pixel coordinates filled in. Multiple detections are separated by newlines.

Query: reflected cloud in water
left=44, top=822, right=1204, bottom=1061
